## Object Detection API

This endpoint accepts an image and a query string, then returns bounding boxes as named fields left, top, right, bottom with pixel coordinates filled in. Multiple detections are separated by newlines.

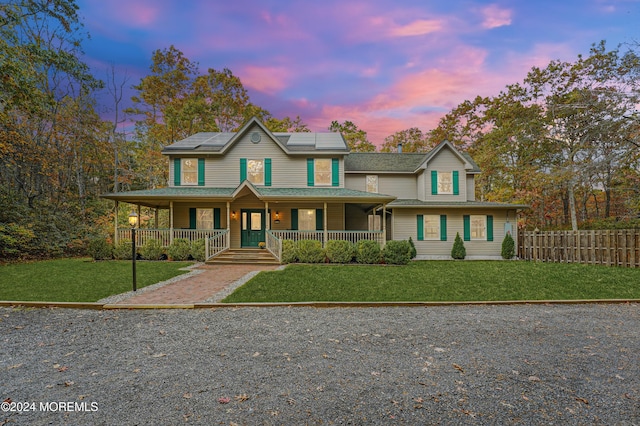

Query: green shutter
left=198, top=158, right=205, bottom=186
left=213, top=208, right=221, bottom=229
left=417, top=215, right=424, bottom=241
left=189, top=208, right=196, bottom=229
left=307, top=158, right=314, bottom=186
left=240, top=158, right=247, bottom=182
left=463, top=215, right=470, bottom=241
left=316, top=208, right=323, bottom=231
left=174, top=158, right=181, bottom=186
left=431, top=171, right=438, bottom=195
left=487, top=215, right=494, bottom=241
left=453, top=171, right=459, bottom=195
left=440, top=215, right=447, bottom=241
left=291, top=209, right=298, bottom=230
left=264, top=158, right=272, bottom=186
left=331, top=158, right=339, bottom=187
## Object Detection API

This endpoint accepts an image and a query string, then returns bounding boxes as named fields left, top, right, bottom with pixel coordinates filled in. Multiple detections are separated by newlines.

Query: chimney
left=397, top=143, right=402, bottom=153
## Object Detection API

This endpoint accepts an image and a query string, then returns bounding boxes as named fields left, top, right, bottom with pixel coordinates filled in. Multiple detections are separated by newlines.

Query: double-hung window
left=307, top=158, right=339, bottom=187
left=437, top=172, right=452, bottom=194
left=247, top=159, right=264, bottom=185
left=366, top=175, right=378, bottom=193
left=298, top=209, right=317, bottom=231
left=463, top=215, right=494, bottom=241
left=197, top=209, right=214, bottom=229
left=417, top=214, right=447, bottom=241
left=431, top=170, right=459, bottom=195
left=315, top=159, right=332, bottom=186
left=182, top=159, right=198, bottom=185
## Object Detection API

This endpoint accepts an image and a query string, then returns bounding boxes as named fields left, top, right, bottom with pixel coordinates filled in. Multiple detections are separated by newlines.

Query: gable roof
left=418, top=140, right=480, bottom=173
left=162, top=117, right=349, bottom=155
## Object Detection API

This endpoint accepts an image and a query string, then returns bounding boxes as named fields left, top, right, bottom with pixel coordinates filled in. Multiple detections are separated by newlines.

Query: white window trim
left=247, top=159, right=264, bottom=185
left=470, top=215, right=487, bottom=240
left=437, top=171, right=453, bottom=194
left=423, top=214, right=440, bottom=240
left=181, top=158, right=198, bottom=186
left=314, top=159, right=332, bottom=186
left=366, top=175, right=378, bottom=193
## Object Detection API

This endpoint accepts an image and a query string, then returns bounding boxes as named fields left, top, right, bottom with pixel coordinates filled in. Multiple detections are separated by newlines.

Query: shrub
left=296, top=239, right=325, bottom=263
left=408, top=237, right=417, bottom=259
left=382, top=240, right=411, bottom=265
left=355, top=240, right=381, bottom=264
left=190, top=238, right=206, bottom=262
left=281, top=239, right=297, bottom=264
left=325, top=240, right=355, bottom=263
left=139, top=238, right=165, bottom=260
left=501, top=233, right=515, bottom=259
left=168, top=238, right=191, bottom=261
left=451, top=232, right=466, bottom=260
left=113, top=240, right=133, bottom=260
left=88, top=237, right=112, bottom=260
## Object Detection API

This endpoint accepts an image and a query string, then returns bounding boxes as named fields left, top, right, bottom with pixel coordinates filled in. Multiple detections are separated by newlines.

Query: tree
left=265, top=115, right=311, bottom=133
left=328, top=120, right=376, bottom=152
left=380, top=127, right=434, bottom=153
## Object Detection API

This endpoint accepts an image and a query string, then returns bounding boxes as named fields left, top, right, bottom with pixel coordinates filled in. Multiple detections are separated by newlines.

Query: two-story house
left=103, top=117, right=526, bottom=261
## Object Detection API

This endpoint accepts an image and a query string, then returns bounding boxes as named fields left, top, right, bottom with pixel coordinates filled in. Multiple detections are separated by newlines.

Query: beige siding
left=169, top=126, right=344, bottom=189
left=421, top=147, right=467, bottom=202
left=172, top=203, right=229, bottom=230
left=392, top=208, right=515, bottom=258
left=417, top=170, right=425, bottom=200
left=466, top=176, right=475, bottom=201
left=345, top=174, right=416, bottom=198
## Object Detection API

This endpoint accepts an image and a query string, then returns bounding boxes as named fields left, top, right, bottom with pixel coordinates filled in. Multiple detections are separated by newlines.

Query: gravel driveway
left=1, top=304, right=638, bottom=425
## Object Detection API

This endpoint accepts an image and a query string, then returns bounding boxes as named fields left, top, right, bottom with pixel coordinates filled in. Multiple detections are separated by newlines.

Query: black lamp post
left=128, top=211, right=138, bottom=292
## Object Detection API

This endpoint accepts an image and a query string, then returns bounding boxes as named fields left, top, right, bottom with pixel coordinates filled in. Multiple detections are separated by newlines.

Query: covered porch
left=103, top=182, right=395, bottom=263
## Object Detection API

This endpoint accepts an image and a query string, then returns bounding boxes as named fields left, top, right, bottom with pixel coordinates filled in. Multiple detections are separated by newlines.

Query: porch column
left=226, top=201, right=231, bottom=231
left=114, top=201, right=119, bottom=245
left=382, top=203, right=387, bottom=246
left=265, top=201, right=270, bottom=231
left=169, top=201, right=174, bottom=245
left=323, top=202, right=328, bottom=246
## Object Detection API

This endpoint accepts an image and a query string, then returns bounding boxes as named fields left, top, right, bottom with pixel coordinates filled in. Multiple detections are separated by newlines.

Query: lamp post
left=128, top=211, right=138, bottom=292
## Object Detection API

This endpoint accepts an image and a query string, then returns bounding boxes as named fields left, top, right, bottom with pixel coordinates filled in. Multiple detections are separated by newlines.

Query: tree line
left=1, top=0, right=639, bottom=259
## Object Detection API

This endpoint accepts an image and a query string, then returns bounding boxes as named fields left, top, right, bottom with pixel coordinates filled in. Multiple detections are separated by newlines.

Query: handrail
left=205, top=230, right=229, bottom=260
left=265, top=230, right=282, bottom=263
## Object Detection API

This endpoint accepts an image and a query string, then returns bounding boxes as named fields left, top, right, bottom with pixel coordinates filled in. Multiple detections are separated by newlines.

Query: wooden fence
left=518, top=229, right=640, bottom=268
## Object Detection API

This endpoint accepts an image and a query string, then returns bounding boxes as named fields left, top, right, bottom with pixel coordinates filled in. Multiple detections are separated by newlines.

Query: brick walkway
left=116, top=264, right=279, bottom=305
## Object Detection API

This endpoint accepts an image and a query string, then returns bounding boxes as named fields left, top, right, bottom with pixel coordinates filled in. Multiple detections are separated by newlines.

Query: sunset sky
left=76, top=0, right=640, bottom=146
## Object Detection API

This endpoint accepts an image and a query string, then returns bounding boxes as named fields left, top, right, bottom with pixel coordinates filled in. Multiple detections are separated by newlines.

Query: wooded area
left=1, top=0, right=639, bottom=259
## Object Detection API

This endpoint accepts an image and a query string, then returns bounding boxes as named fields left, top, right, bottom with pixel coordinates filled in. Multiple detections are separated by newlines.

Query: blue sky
left=76, top=0, right=640, bottom=145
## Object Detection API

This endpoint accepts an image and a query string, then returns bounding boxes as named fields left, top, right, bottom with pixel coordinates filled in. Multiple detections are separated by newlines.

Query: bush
left=168, top=238, right=191, bottom=261
left=325, top=240, right=355, bottom=263
left=190, top=239, right=206, bottom=262
left=0, top=222, right=35, bottom=258
left=113, top=240, right=132, bottom=260
left=281, top=239, right=297, bottom=264
left=501, top=233, right=515, bottom=259
left=139, top=238, right=165, bottom=260
left=88, top=237, right=112, bottom=260
left=451, top=232, right=466, bottom=260
left=408, top=237, right=417, bottom=259
left=296, top=239, right=325, bottom=263
left=355, top=240, right=381, bottom=264
left=382, top=240, right=411, bottom=265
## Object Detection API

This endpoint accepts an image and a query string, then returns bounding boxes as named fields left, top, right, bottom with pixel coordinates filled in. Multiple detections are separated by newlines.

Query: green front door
left=241, top=209, right=266, bottom=247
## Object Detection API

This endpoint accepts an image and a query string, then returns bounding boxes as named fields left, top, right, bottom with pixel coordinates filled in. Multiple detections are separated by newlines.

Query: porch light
left=128, top=211, right=139, bottom=227
left=274, top=211, right=280, bottom=224
left=231, top=211, right=237, bottom=220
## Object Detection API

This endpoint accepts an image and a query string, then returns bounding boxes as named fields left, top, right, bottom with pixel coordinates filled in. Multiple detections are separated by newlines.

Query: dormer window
left=437, top=172, right=452, bottom=194
left=431, top=170, right=459, bottom=195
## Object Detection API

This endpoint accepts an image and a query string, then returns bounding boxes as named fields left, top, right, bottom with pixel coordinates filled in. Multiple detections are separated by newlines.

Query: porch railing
left=206, top=230, right=230, bottom=260
left=265, top=230, right=282, bottom=262
left=117, top=229, right=226, bottom=247
left=269, top=230, right=385, bottom=247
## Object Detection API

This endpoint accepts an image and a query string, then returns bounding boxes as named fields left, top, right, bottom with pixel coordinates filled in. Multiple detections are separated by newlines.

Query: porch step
left=206, top=248, right=280, bottom=265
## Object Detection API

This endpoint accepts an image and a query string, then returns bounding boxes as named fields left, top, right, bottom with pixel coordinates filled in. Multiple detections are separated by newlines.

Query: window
left=366, top=175, right=378, bottom=193
left=315, top=159, right=331, bottom=186
left=197, top=209, right=213, bottom=229
left=437, top=172, right=452, bottom=194
left=423, top=215, right=440, bottom=239
left=247, top=159, right=264, bottom=185
left=182, top=159, right=198, bottom=185
left=470, top=215, right=486, bottom=240
left=368, top=214, right=381, bottom=231
left=298, top=209, right=316, bottom=230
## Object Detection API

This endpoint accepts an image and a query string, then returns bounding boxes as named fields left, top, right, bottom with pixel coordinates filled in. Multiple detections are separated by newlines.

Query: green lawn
left=0, top=258, right=194, bottom=302
left=223, top=261, right=640, bottom=303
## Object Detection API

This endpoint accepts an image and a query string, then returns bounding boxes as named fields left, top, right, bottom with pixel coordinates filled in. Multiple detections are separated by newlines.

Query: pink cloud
left=238, top=65, right=292, bottom=95
left=388, top=19, right=444, bottom=37
left=480, top=4, right=512, bottom=29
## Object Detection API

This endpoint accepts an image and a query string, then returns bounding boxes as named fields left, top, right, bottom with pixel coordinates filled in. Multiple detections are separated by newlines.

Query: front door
left=241, top=209, right=265, bottom=247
